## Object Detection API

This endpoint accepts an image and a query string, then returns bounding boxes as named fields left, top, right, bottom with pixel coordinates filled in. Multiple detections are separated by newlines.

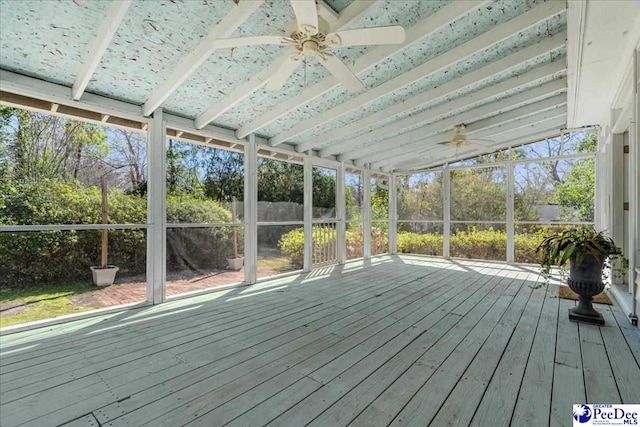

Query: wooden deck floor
left=1, top=255, right=639, bottom=427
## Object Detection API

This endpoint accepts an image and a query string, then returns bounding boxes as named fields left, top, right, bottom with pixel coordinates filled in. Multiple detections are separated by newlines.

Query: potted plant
left=91, top=176, right=119, bottom=286
left=536, top=225, right=628, bottom=325
left=226, top=196, right=244, bottom=271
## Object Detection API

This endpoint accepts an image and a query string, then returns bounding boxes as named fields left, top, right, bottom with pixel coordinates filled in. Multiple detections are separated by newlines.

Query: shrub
left=450, top=227, right=506, bottom=260
left=0, top=180, right=236, bottom=287
left=278, top=228, right=305, bottom=268
left=371, top=226, right=388, bottom=255
left=346, top=227, right=364, bottom=259
left=398, top=232, right=443, bottom=256
left=166, top=194, right=239, bottom=272
left=258, top=225, right=576, bottom=270
left=278, top=227, right=338, bottom=268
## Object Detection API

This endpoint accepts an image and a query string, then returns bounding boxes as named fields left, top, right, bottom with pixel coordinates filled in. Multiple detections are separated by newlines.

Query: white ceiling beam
left=373, top=106, right=567, bottom=169
left=71, top=0, right=131, bottom=100
left=267, top=0, right=565, bottom=147
left=391, top=127, right=564, bottom=173
left=309, top=32, right=566, bottom=156
left=141, top=0, right=264, bottom=117
left=367, top=101, right=567, bottom=168
left=457, top=95, right=566, bottom=138
left=353, top=86, right=566, bottom=167
left=472, top=107, right=567, bottom=140
left=326, top=0, right=382, bottom=33
left=388, top=116, right=567, bottom=172
left=420, top=115, right=567, bottom=168
left=2, top=69, right=146, bottom=123
left=193, top=0, right=375, bottom=130
left=235, top=0, right=488, bottom=139
left=316, top=0, right=339, bottom=22
left=324, top=59, right=566, bottom=159
left=344, top=76, right=566, bottom=164
left=194, top=52, right=290, bottom=129
left=566, top=0, right=586, bottom=128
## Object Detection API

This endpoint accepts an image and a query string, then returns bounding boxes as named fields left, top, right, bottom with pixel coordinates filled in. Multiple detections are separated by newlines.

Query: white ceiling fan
left=214, top=0, right=406, bottom=92
left=436, top=124, right=495, bottom=149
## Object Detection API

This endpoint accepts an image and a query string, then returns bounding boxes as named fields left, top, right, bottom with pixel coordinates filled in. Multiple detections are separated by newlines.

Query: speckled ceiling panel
left=318, top=47, right=566, bottom=151
left=209, top=0, right=452, bottom=131
left=163, top=0, right=310, bottom=119
left=86, top=0, right=234, bottom=104
left=0, top=0, right=568, bottom=148
left=250, top=0, right=551, bottom=139
left=0, top=0, right=109, bottom=86
left=295, top=13, right=567, bottom=146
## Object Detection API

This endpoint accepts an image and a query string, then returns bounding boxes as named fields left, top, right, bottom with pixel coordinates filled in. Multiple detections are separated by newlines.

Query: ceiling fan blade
left=265, top=55, right=301, bottom=91
left=214, top=36, right=286, bottom=49
left=290, top=0, right=319, bottom=34
left=326, top=26, right=406, bottom=47
left=319, top=54, right=364, bottom=92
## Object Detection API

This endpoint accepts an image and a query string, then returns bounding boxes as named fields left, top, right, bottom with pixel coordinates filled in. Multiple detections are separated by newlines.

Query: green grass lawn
left=0, top=282, right=98, bottom=328
left=257, top=256, right=297, bottom=273
left=1, top=255, right=297, bottom=329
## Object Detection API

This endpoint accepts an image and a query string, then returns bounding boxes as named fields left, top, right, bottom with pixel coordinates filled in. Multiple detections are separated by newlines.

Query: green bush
left=278, top=228, right=305, bottom=268
left=0, top=180, right=237, bottom=288
left=263, top=225, right=574, bottom=269
left=371, top=226, right=388, bottom=255
left=278, top=227, right=339, bottom=268
left=450, top=227, right=506, bottom=260
left=279, top=225, right=390, bottom=265
left=398, top=232, right=443, bottom=256
left=346, top=227, right=364, bottom=259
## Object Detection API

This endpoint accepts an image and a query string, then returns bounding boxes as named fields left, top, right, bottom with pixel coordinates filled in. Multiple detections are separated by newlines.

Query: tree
left=204, top=148, right=244, bottom=203
left=450, top=167, right=507, bottom=222
left=165, top=139, right=205, bottom=197
left=3, top=111, right=108, bottom=184
left=110, top=129, right=147, bottom=190
left=552, top=133, right=597, bottom=221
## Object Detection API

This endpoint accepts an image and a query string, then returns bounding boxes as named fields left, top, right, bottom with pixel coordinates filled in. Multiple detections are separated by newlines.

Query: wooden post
left=232, top=196, right=238, bottom=258
left=101, top=175, right=109, bottom=268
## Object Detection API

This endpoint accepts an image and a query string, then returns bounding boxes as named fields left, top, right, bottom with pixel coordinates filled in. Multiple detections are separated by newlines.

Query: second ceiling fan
left=215, top=0, right=406, bottom=92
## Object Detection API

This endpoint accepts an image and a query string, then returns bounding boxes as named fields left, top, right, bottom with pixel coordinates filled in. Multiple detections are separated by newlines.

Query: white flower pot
left=227, top=257, right=244, bottom=271
left=90, top=265, right=119, bottom=286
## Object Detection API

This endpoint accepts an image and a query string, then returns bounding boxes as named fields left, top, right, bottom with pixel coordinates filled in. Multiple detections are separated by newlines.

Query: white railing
left=312, top=222, right=338, bottom=266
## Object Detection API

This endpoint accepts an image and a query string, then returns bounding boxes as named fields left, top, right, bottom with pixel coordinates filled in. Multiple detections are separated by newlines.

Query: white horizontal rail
left=166, top=222, right=243, bottom=228
left=1, top=224, right=148, bottom=232
left=257, top=221, right=304, bottom=226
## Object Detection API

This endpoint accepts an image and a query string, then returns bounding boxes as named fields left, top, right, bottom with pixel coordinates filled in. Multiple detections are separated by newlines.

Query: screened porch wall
left=393, top=130, right=598, bottom=263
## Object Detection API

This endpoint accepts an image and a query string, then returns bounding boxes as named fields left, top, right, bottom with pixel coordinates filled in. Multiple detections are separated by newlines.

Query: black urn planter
left=567, top=253, right=606, bottom=325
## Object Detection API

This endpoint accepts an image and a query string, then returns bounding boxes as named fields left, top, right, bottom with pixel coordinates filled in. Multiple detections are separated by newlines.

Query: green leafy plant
left=536, top=225, right=628, bottom=281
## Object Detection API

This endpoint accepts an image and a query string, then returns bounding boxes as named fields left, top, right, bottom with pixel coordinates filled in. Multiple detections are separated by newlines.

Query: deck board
left=1, top=256, right=639, bottom=427
left=510, top=287, right=559, bottom=427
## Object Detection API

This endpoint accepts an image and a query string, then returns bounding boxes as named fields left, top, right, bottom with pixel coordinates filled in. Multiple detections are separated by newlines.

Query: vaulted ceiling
left=0, top=0, right=568, bottom=172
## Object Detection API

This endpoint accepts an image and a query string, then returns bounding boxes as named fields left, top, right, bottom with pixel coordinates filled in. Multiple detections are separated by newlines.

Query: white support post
left=630, top=48, right=639, bottom=320
left=304, top=154, right=313, bottom=270
left=609, top=132, right=626, bottom=286
left=244, top=134, right=258, bottom=285
left=337, top=162, right=346, bottom=264
left=147, top=108, right=166, bottom=304
left=363, top=169, right=372, bottom=259
left=389, top=174, right=398, bottom=254
left=506, top=154, right=515, bottom=263
left=443, top=165, right=451, bottom=259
